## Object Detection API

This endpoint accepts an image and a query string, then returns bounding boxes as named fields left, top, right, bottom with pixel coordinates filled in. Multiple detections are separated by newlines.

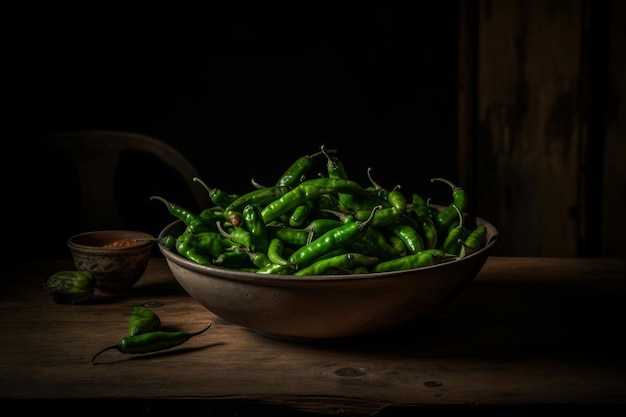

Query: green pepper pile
left=153, top=146, right=487, bottom=275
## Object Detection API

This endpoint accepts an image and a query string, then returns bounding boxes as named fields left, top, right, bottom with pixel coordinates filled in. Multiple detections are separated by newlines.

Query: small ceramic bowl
left=67, top=230, right=154, bottom=299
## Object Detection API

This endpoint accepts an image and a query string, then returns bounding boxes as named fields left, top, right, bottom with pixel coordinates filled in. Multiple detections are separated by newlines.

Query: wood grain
left=1, top=257, right=625, bottom=415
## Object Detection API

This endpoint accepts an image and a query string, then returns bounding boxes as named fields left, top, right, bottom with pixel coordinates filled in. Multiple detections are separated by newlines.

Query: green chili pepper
left=260, top=182, right=339, bottom=224
left=388, top=235, right=408, bottom=257
left=385, top=223, right=424, bottom=254
left=128, top=306, right=162, bottom=337
left=294, top=252, right=379, bottom=276
left=212, top=249, right=253, bottom=269
left=458, top=225, right=487, bottom=257
left=314, top=193, right=340, bottom=211
left=321, top=144, right=357, bottom=208
left=321, top=147, right=390, bottom=212
left=440, top=204, right=469, bottom=256
left=302, top=218, right=345, bottom=244
left=352, top=206, right=405, bottom=228
left=372, top=249, right=455, bottom=273
left=314, top=247, right=349, bottom=261
left=430, top=178, right=468, bottom=232
left=256, top=262, right=297, bottom=275
left=182, top=231, right=231, bottom=259
left=277, top=213, right=292, bottom=224
left=267, top=224, right=310, bottom=247
left=410, top=193, right=430, bottom=219
left=216, top=221, right=254, bottom=250
left=411, top=193, right=438, bottom=250
left=175, top=233, right=213, bottom=265
left=338, top=193, right=391, bottom=213
left=224, top=186, right=291, bottom=227
left=274, top=178, right=372, bottom=223
left=289, top=200, right=315, bottom=227
left=385, top=189, right=408, bottom=212
left=322, top=144, right=349, bottom=180
left=288, top=205, right=381, bottom=269
left=176, top=231, right=227, bottom=265
left=196, top=209, right=224, bottom=232
left=275, top=148, right=332, bottom=187
left=90, top=323, right=212, bottom=365
left=243, top=204, right=269, bottom=253
left=347, top=227, right=402, bottom=261
left=158, top=235, right=178, bottom=250
left=267, top=237, right=294, bottom=266
left=241, top=248, right=273, bottom=269
left=42, top=270, right=96, bottom=304
left=363, top=167, right=401, bottom=203
left=306, top=177, right=377, bottom=195
left=267, top=218, right=343, bottom=248
left=320, top=153, right=389, bottom=213
left=193, top=177, right=239, bottom=209
left=431, top=177, right=467, bottom=211
left=317, top=207, right=355, bottom=224
left=150, top=195, right=214, bottom=233
left=421, top=220, right=438, bottom=250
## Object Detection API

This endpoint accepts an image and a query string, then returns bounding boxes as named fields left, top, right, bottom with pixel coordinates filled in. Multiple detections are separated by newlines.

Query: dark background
left=8, top=3, right=460, bottom=258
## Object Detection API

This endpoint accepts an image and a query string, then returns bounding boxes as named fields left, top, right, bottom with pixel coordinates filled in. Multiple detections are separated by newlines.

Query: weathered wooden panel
left=473, top=0, right=584, bottom=256
left=601, top=0, right=626, bottom=257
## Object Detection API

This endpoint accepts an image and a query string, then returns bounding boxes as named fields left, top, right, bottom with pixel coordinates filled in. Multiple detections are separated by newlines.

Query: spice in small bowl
left=102, top=238, right=144, bottom=249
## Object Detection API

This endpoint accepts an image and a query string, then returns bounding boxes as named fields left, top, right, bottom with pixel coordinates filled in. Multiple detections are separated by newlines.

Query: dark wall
left=9, top=3, right=460, bottom=258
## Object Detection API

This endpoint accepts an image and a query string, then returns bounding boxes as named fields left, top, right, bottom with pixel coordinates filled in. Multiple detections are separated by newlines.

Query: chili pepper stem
left=250, top=178, right=267, bottom=189
left=90, top=345, right=121, bottom=365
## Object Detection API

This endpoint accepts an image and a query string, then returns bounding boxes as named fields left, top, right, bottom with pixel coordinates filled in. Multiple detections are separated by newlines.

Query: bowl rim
left=67, top=230, right=155, bottom=253
left=157, top=215, right=499, bottom=284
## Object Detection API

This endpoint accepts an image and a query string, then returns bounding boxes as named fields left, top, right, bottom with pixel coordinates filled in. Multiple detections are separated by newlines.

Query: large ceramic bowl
left=158, top=215, right=498, bottom=341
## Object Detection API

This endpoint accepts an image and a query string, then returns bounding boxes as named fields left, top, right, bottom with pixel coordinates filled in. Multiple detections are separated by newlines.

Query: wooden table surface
left=2, top=257, right=625, bottom=416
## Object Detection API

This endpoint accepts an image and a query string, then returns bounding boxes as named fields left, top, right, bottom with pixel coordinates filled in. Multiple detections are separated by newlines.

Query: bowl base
left=93, top=289, right=130, bottom=300
left=252, top=329, right=378, bottom=344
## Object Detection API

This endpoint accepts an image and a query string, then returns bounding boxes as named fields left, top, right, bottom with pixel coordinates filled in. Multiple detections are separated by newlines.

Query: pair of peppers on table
left=153, top=146, right=487, bottom=276
left=90, top=305, right=211, bottom=364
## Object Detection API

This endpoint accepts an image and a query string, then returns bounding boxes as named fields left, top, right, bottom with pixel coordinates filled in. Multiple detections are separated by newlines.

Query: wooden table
left=2, top=257, right=625, bottom=416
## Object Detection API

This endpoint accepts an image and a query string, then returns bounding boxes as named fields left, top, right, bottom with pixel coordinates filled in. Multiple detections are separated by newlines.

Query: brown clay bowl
left=67, top=230, right=154, bottom=299
left=158, top=215, right=498, bottom=341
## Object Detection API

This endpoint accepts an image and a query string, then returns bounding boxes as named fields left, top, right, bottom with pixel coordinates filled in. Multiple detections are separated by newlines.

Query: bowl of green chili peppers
left=155, top=146, right=499, bottom=341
